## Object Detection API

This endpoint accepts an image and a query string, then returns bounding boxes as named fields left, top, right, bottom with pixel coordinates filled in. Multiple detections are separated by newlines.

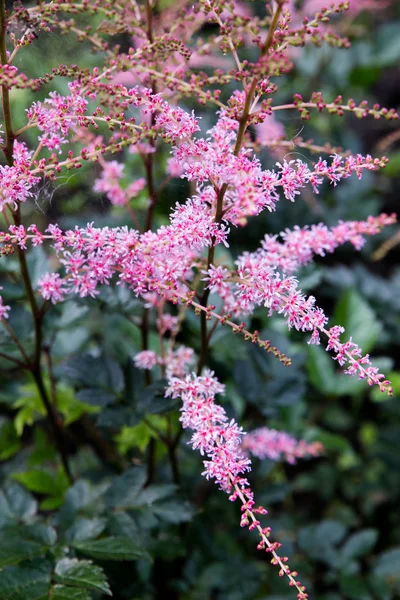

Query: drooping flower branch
left=165, top=370, right=309, bottom=599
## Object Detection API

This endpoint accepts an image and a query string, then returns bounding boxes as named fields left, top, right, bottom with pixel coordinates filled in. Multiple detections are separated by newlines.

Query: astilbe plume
left=165, top=370, right=308, bottom=598
left=0, top=0, right=398, bottom=596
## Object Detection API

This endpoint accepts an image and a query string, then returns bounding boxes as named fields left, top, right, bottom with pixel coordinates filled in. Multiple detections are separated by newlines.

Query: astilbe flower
left=0, top=141, right=40, bottom=211
left=170, top=95, right=388, bottom=227
left=93, top=160, right=146, bottom=206
left=26, top=81, right=88, bottom=152
left=251, top=213, right=396, bottom=275
left=134, top=346, right=195, bottom=378
left=243, top=427, right=323, bottom=464
left=0, top=206, right=394, bottom=393
left=165, top=371, right=308, bottom=599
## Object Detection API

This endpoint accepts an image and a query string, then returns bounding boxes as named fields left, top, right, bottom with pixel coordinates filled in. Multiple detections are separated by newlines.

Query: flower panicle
left=165, top=370, right=308, bottom=598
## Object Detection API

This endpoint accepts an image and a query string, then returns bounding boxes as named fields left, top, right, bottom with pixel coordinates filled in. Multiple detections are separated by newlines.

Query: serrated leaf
left=57, top=355, right=124, bottom=394
left=2, top=523, right=57, bottom=548
left=75, top=536, right=150, bottom=561
left=51, top=585, right=91, bottom=600
left=307, top=345, right=366, bottom=397
left=0, top=561, right=51, bottom=600
left=0, top=529, right=46, bottom=568
left=299, top=520, right=348, bottom=564
left=57, top=355, right=106, bottom=387
left=104, top=467, right=146, bottom=508
left=54, top=559, right=111, bottom=596
left=307, top=344, right=337, bottom=394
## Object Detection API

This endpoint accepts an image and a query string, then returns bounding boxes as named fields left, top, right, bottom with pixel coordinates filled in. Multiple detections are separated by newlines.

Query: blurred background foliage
left=1, top=1, right=400, bottom=599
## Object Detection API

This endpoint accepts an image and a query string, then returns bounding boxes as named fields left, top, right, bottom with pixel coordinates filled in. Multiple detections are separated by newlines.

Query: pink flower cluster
left=0, top=142, right=40, bottom=211
left=243, top=427, right=323, bottom=464
left=134, top=346, right=194, bottom=378
left=165, top=371, right=308, bottom=598
left=165, top=370, right=250, bottom=492
left=257, top=213, right=396, bottom=275
left=0, top=201, right=394, bottom=395
left=170, top=97, right=387, bottom=226
left=93, top=160, right=145, bottom=206
left=27, top=81, right=88, bottom=152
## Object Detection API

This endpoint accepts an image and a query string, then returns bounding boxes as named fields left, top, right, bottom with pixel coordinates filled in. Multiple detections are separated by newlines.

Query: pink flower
left=94, top=160, right=145, bottom=206
left=37, top=272, right=66, bottom=304
left=0, top=142, right=40, bottom=211
left=165, top=370, right=249, bottom=492
left=134, top=350, right=158, bottom=370
left=243, top=427, right=323, bottom=464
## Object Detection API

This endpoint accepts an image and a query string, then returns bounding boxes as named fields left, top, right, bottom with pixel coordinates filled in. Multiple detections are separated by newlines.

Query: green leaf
left=104, top=467, right=146, bottom=509
left=12, top=469, right=65, bottom=495
left=384, top=151, right=400, bottom=177
left=75, top=389, right=116, bottom=408
left=54, top=559, right=111, bottom=596
left=333, top=290, right=382, bottom=355
left=307, top=344, right=337, bottom=394
left=13, top=380, right=98, bottom=435
left=341, top=529, right=378, bottom=560
left=56, top=384, right=100, bottom=426
left=374, top=548, right=400, bottom=579
left=58, top=355, right=124, bottom=393
left=64, top=517, right=106, bottom=544
left=312, top=430, right=352, bottom=453
left=75, top=536, right=150, bottom=561
left=152, top=500, right=194, bottom=524
left=115, top=422, right=153, bottom=454
left=134, top=484, right=177, bottom=507
left=0, top=561, right=51, bottom=600
left=307, top=345, right=366, bottom=397
left=0, top=529, right=46, bottom=568
left=0, top=483, right=37, bottom=528
left=107, top=512, right=142, bottom=541
left=51, top=585, right=91, bottom=600
left=339, top=574, right=372, bottom=600
left=299, top=520, right=348, bottom=564
left=136, top=380, right=178, bottom=414
left=0, top=420, right=21, bottom=460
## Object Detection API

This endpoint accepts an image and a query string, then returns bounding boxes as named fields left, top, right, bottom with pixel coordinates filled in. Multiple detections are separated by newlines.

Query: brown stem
left=1, top=320, right=31, bottom=365
left=0, top=0, right=14, bottom=166
left=78, top=415, right=126, bottom=473
left=31, top=368, right=73, bottom=482
left=1, top=2, right=72, bottom=482
left=0, top=351, right=27, bottom=368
